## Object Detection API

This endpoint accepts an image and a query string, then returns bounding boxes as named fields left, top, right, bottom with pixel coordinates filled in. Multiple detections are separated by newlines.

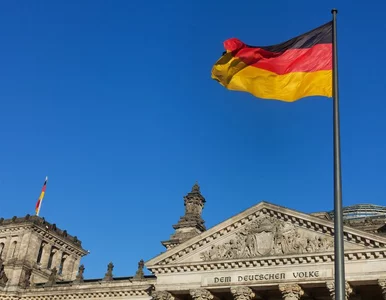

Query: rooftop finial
left=74, top=264, right=85, bottom=283
left=103, top=262, right=114, bottom=281
left=191, top=181, right=200, bottom=193
left=161, top=183, right=206, bottom=249
left=133, top=259, right=145, bottom=280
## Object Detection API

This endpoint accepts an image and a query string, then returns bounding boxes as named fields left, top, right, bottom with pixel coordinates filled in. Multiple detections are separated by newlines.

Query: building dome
left=329, top=203, right=386, bottom=220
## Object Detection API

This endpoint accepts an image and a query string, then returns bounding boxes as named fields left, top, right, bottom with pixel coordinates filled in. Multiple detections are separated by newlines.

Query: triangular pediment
left=146, top=202, right=386, bottom=271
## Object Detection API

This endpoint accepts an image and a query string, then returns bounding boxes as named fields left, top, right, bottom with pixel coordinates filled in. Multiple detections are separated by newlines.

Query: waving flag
left=35, top=176, right=48, bottom=216
left=211, top=22, right=332, bottom=102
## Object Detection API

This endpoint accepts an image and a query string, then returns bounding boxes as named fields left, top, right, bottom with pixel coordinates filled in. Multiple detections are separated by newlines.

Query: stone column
left=326, top=281, right=353, bottom=300
left=52, top=250, right=63, bottom=270
left=39, top=244, right=52, bottom=268
left=62, top=255, right=76, bottom=280
left=152, top=291, right=175, bottom=300
left=279, top=284, right=304, bottom=300
left=378, top=279, right=386, bottom=300
left=230, top=286, right=255, bottom=300
left=190, top=289, right=214, bottom=300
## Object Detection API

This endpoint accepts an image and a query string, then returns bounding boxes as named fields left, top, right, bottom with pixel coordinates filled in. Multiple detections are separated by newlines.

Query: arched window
left=0, top=243, right=4, bottom=258
left=58, top=253, right=66, bottom=275
left=47, top=249, right=55, bottom=269
left=9, top=241, right=17, bottom=259
left=36, top=242, right=45, bottom=264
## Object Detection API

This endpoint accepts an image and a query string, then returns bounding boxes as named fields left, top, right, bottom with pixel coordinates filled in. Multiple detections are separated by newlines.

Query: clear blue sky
left=1, top=0, right=386, bottom=279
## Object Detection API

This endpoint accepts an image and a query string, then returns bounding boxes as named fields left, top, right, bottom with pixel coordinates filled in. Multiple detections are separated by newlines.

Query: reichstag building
left=1, top=183, right=386, bottom=299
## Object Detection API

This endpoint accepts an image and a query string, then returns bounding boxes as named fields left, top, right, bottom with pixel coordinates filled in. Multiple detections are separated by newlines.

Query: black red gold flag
left=211, top=22, right=332, bottom=102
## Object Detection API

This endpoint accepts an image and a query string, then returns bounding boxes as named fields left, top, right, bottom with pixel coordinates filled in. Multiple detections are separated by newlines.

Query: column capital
left=326, top=281, right=353, bottom=300
left=230, top=286, right=255, bottom=300
left=378, top=279, right=386, bottom=300
left=152, top=291, right=175, bottom=300
left=190, top=289, right=214, bottom=300
left=279, top=284, right=304, bottom=300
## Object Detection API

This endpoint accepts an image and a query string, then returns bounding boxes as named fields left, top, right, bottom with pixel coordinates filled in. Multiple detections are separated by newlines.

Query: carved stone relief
left=190, top=289, right=214, bottom=300
left=0, top=258, right=8, bottom=287
left=230, top=286, right=255, bottom=300
left=326, top=281, right=353, bottom=300
left=200, top=214, right=334, bottom=261
left=279, top=284, right=304, bottom=300
left=378, top=279, right=386, bottom=300
left=152, top=291, right=175, bottom=300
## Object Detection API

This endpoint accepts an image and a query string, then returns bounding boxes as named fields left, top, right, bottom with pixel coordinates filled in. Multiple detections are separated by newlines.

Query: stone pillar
left=71, top=256, right=81, bottom=280
left=152, top=291, right=175, bottom=300
left=378, top=279, right=386, bottom=300
left=326, top=281, right=353, bottom=300
left=18, top=230, right=34, bottom=262
left=52, top=250, right=63, bottom=270
left=230, top=286, right=255, bottom=300
left=39, top=244, right=52, bottom=268
left=190, top=289, right=214, bottom=300
left=62, top=255, right=76, bottom=280
left=279, top=284, right=304, bottom=300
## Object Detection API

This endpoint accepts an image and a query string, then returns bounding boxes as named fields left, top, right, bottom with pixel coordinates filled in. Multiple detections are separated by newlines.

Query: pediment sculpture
left=200, top=215, right=334, bottom=261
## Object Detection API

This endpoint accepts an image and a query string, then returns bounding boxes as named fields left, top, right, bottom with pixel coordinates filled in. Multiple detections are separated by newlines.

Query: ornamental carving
left=152, top=291, right=175, bottom=300
left=326, top=281, right=353, bottom=300
left=279, top=284, right=304, bottom=300
left=378, top=279, right=386, bottom=300
left=200, top=215, right=333, bottom=261
left=230, top=286, right=255, bottom=300
left=190, top=289, right=214, bottom=300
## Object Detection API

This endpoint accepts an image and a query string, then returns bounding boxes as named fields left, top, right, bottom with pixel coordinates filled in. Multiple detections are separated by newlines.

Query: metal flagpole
left=331, top=9, right=346, bottom=300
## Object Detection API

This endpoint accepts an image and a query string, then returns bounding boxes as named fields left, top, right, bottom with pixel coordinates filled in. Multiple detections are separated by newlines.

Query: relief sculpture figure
left=200, top=214, right=334, bottom=261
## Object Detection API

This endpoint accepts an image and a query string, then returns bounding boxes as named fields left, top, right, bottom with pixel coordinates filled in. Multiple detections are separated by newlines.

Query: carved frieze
left=200, top=214, right=333, bottom=260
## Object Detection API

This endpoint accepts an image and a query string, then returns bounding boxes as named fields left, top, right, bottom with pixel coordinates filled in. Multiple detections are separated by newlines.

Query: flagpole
left=331, top=9, right=346, bottom=300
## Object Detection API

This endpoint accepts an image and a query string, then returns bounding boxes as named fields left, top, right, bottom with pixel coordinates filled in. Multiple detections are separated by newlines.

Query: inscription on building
left=203, top=269, right=332, bottom=286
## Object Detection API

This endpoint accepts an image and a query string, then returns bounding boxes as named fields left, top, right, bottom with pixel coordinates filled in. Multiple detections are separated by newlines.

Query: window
left=58, top=254, right=66, bottom=275
left=36, top=242, right=45, bottom=264
left=47, top=249, right=55, bottom=269
left=9, top=241, right=17, bottom=259
left=0, top=243, right=4, bottom=258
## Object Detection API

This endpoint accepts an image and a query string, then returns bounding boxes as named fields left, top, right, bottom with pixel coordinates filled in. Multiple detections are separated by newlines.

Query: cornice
left=21, top=282, right=154, bottom=299
left=0, top=216, right=86, bottom=254
left=148, top=248, right=386, bottom=274
left=32, top=225, right=87, bottom=257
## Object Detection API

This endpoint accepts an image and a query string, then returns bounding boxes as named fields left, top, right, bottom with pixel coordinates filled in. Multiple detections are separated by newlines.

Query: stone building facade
left=1, top=183, right=386, bottom=299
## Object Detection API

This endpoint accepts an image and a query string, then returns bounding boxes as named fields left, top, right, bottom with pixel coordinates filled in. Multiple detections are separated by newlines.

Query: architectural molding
left=149, top=248, right=386, bottom=274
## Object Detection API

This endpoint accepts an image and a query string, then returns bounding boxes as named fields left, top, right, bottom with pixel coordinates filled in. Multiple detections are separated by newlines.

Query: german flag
left=35, top=176, right=48, bottom=216
left=211, top=22, right=332, bottom=102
